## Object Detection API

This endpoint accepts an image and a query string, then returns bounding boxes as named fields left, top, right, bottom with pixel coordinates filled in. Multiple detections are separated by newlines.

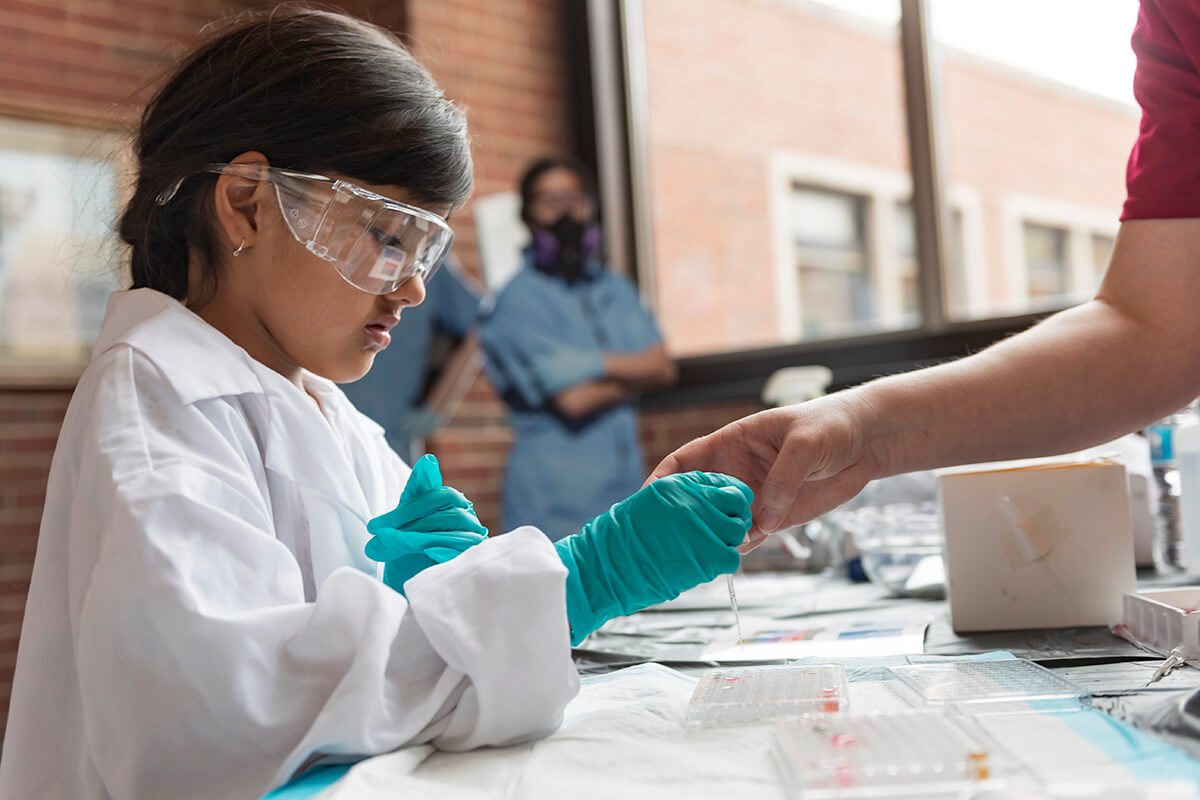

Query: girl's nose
left=385, top=273, right=426, bottom=307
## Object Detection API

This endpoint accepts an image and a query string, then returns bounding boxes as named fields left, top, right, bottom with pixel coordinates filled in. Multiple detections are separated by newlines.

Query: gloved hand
left=526, top=338, right=606, bottom=395
left=365, top=454, right=488, bottom=596
left=553, top=471, right=752, bottom=645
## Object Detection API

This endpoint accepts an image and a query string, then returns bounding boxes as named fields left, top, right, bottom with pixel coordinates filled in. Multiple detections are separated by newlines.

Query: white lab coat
left=0, top=289, right=579, bottom=800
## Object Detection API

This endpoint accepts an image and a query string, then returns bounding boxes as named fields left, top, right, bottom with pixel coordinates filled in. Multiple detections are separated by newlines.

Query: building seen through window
left=633, top=0, right=1138, bottom=357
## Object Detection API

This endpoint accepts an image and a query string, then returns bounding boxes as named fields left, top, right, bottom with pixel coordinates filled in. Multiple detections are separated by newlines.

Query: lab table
left=272, top=569, right=1200, bottom=799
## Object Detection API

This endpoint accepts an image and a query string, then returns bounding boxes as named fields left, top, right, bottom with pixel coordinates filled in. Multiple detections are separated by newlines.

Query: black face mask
left=533, top=214, right=590, bottom=282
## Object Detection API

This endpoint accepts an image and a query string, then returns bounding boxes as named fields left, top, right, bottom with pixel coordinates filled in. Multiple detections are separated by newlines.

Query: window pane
left=792, top=187, right=872, bottom=337
left=1023, top=222, right=1068, bottom=300
left=639, top=0, right=909, bottom=356
left=931, top=0, right=1137, bottom=319
left=0, top=116, right=124, bottom=366
left=897, top=201, right=965, bottom=314
left=1092, top=233, right=1115, bottom=284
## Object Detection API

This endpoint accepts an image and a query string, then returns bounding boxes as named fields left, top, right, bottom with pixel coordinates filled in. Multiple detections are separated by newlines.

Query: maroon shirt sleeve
left=1123, top=0, right=1200, bottom=220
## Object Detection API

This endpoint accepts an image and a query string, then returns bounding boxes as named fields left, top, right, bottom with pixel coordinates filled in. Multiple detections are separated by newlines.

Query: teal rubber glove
left=553, top=471, right=752, bottom=645
left=366, top=454, right=488, bottom=596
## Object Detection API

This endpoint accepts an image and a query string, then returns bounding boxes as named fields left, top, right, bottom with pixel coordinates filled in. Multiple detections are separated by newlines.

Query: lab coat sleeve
left=73, top=464, right=578, bottom=799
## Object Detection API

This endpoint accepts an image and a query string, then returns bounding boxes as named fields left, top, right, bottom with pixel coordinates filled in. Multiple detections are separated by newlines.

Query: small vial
left=820, top=686, right=840, bottom=713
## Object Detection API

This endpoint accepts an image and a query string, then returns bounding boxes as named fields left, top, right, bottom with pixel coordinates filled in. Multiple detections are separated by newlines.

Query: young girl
left=0, top=7, right=751, bottom=800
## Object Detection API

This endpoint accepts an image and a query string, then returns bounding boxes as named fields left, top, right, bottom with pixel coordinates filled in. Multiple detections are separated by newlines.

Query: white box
left=938, top=456, right=1137, bottom=633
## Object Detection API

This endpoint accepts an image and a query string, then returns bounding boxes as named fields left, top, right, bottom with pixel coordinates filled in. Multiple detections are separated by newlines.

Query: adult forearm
left=603, top=346, right=677, bottom=389
left=857, top=272, right=1200, bottom=478
left=553, top=378, right=629, bottom=419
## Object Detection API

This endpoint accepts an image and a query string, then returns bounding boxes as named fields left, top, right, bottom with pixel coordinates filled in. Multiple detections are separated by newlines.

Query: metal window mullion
left=586, top=0, right=636, bottom=283
left=616, top=0, right=658, bottom=308
left=899, top=0, right=949, bottom=331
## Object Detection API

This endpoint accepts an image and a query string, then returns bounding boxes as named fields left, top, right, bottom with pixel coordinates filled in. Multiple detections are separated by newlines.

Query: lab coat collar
left=94, top=289, right=377, bottom=522
left=94, top=289, right=269, bottom=405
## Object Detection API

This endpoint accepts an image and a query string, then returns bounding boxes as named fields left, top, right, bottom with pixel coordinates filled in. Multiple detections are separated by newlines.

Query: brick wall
left=0, top=391, right=71, bottom=724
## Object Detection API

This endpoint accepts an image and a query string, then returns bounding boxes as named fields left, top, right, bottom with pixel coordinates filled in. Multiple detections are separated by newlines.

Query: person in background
left=0, top=10, right=752, bottom=799
left=480, top=157, right=678, bottom=540
left=647, top=0, right=1200, bottom=556
left=341, top=255, right=482, bottom=463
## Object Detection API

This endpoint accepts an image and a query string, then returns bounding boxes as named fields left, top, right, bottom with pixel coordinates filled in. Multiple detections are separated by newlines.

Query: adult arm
left=552, top=343, right=677, bottom=419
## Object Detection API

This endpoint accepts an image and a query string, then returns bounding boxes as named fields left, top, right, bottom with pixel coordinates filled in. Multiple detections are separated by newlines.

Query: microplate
left=773, top=710, right=1012, bottom=798
left=685, top=664, right=849, bottom=728
left=887, top=659, right=1088, bottom=705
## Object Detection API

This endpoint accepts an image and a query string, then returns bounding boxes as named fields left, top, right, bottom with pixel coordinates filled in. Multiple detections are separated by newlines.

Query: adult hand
left=645, top=394, right=883, bottom=552
left=365, top=454, right=488, bottom=596
left=553, top=471, right=751, bottom=645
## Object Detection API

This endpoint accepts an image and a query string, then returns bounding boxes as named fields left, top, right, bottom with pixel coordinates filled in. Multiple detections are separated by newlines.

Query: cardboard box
left=938, top=456, right=1136, bottom=633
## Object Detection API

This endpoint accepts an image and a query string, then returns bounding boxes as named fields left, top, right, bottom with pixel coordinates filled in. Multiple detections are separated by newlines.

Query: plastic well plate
left=887, top=659, right=1088, bottom=705
left=685, top=664, right=849, bottom=728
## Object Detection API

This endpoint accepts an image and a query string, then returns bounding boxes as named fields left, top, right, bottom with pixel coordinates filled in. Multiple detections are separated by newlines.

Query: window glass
left=931, top=0, right=1137, bottom=319
left=1023, top=222, right=1069, bottom=301
left=1092, top=233, right=1115, bottom=284
left=791, top=187, right=871, bottom=338
left=635, top=0, right=1139, bottom=355
left=896, top=201, right=965, bottom=316
left=639, top=0, right=908, bottom=356
left=0, top=116, right=124, bottom=367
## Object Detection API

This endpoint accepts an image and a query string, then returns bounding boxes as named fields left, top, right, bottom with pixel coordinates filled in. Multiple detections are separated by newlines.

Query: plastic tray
left=1121, top=587, right=1200, bottom=655
left=887, top=659, right=1087, bottom=705
left=685, top=664, right=849, bottom=728
left=773, top=710, right=1012, bottom=798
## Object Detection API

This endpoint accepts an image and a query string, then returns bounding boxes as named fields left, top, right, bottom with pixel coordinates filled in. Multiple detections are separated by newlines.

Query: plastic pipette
left=727, top=573, right=743, bottom=650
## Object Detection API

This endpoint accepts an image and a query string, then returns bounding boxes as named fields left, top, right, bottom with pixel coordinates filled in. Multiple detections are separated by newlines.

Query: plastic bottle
left=1174, top=400, right=1200, bottom=573
left=1146, top=410, right=1192, bottom=572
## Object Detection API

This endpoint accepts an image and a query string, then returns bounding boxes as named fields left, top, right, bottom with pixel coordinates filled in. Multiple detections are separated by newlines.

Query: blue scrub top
left=480, top=251, right=663, bottom=540
left=341, top=264, right=481, bottom=461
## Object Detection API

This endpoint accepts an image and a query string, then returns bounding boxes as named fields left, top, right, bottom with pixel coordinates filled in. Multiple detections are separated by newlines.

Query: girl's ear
left=210, top=151, right=271, bottom=254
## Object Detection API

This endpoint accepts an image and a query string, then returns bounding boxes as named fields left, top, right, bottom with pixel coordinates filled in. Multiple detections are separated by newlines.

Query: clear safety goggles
left=159, top=163, right=454, bottom=295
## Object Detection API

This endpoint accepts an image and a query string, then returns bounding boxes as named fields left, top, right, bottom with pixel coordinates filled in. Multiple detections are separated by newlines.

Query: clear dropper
left=727, top=573, right=743, bottom=650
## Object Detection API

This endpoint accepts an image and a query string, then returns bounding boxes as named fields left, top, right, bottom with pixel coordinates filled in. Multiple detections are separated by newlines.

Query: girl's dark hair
left=120, top=5, right=473, bottom=302
left=518, top=155, right=598, bottom=229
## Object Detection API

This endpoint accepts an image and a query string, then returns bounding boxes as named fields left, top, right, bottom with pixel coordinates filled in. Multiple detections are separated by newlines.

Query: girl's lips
left=365, top=324, right=392, bottom=349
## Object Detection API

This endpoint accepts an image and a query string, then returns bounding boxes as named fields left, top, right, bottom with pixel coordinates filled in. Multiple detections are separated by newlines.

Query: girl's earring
left=233, top=239, right=246, bottom=257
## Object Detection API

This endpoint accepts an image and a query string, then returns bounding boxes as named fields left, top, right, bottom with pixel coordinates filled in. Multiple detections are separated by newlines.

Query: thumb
left=401, top=453, right=443, bottom=503
left=753, top=442, right=809, bottom=534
